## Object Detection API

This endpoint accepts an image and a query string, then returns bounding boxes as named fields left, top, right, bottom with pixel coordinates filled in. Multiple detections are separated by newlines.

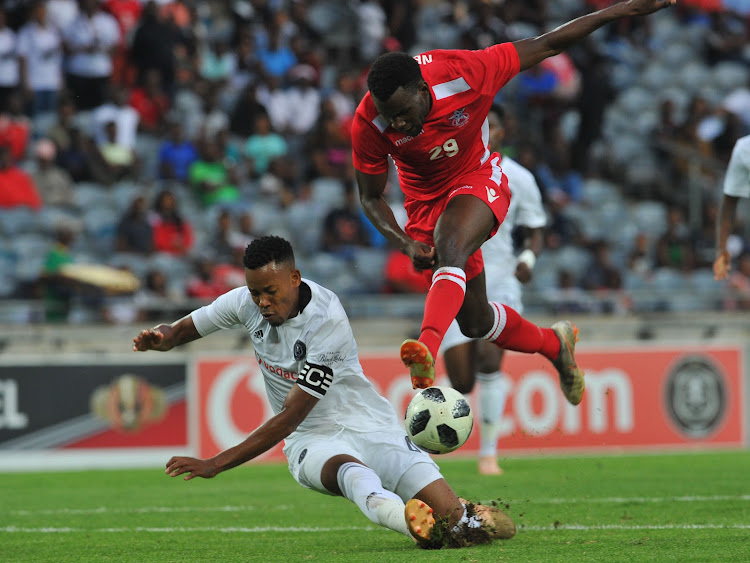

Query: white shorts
left=440, top=278, right=523, bottom=353
left=284, top=427, right=442, bottom=501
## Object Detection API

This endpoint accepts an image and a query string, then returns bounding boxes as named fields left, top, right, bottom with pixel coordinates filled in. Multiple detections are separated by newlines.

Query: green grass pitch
left=2, top=450, right=750, bottom=562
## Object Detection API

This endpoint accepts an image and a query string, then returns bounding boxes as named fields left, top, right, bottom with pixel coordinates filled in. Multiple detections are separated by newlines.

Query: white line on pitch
left=521, top=524, right=750, bottom=531
left=482, top=495, right=750, bottom=505
left=0, top=526, right=376, bottom=533
left=2, top=524, right=750, bottom=534
left=6, top=505, right=291, bottom=516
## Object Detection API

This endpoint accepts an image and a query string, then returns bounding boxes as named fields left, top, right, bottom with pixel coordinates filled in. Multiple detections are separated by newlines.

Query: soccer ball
left=405, top=386, right=473, bottom=454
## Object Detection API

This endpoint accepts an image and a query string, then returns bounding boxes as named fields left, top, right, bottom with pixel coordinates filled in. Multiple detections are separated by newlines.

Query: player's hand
left=165, top=456, right=218, bottom=481
left=132, top=328, right=165, bottom=352
left=625, top=0, right=677, bottom=17
left=405, top=240, right=436, bottom=271
left=515, top=262, right=533, bottom=284
left=713, top=250, right=731, bottom=281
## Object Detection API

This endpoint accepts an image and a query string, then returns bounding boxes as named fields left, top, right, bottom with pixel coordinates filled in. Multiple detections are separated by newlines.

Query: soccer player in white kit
left=132, top=235, right=515, bottom=548
left=440, top=106, right=546, bottom=476
left=715, top=135, right=750, bottom=281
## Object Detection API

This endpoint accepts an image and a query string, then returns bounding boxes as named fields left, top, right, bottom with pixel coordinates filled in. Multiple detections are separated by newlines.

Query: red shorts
left=404, top=155, right=511, bottom=281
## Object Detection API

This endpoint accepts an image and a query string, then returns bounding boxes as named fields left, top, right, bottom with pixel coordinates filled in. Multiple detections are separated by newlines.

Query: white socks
left=337, top=462, right=410, bottom=537
left=477, top=370, right=507, bottom=458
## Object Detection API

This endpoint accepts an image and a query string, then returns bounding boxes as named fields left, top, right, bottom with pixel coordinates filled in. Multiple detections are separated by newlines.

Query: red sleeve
left=350, top=109, right=390, bottom=175
left=181, top=222, right=194, bottom=251
left=458, top=43, right=520, bottom=97
left=22, top=172, right=43, bottom=210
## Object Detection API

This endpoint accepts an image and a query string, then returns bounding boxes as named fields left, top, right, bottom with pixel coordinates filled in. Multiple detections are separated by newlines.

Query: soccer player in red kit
left=352, top=0, right=675, bottom=400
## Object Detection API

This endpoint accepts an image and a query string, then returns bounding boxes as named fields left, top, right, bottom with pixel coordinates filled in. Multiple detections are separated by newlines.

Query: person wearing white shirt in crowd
left=46, top=0, right=79, bottom=32
left=0, top=8, right=19, bottom=113
left=92, top=85, right=139, bottom=150
left=715, top=134, right=750, bottom=281
left=132, top=235, right=515, bottom=548
left=440, top=105, right=547, bottom=476
left=62, top=0, right=120, bottom=110
left=17, top=1, right=64, bottom=116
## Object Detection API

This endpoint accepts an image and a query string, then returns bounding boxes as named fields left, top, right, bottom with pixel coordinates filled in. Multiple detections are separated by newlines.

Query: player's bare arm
left=515, top=227, right=544, bottom=284
left=512, top=0, right=677, bottom=71
left=166, top=385, right=319, bottom=480
left=356, top=168, right=435, bottom=270
left=714, top=194, right=739, bottom=280
left=132, top=315, right=202, bottom=352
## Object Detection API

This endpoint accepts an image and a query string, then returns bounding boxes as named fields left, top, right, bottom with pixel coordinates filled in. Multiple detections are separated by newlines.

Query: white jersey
left=723, top=135, right=750, bottom=199
left=191, top=279, right=401, bottom=439
left=483, top=156, right=546, bottom=283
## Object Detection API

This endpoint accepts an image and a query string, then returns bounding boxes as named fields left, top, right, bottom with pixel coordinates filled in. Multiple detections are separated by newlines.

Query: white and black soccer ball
left=405, top=386, right=473, bottom=454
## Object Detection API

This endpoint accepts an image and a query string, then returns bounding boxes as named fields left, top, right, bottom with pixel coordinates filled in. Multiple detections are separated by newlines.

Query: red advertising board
left=195, top=346, right=745, bottom=461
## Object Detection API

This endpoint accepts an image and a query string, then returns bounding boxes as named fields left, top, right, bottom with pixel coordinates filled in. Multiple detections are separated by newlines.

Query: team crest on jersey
left=293, top=340, right=307, bottom=361
left=448, top=107, right=470, bottom=127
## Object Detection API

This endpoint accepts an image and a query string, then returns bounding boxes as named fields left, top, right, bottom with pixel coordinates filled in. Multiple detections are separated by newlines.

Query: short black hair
left=367, top=52, right=423, bottom=102
left=490, top=104, right=505, bottom=123
left=243, top=235, right=295, bottom=270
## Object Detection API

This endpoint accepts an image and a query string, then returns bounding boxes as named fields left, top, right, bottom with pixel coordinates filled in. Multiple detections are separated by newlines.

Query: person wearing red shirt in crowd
left=149, top=189, right=193, bottom=255
left=0, top=145, right=42, bottom=210
left=129, top=69, right=170, bottom=134
left=0, top=93, right=30, bottom=162
left=352, top=0, right=675, bottom=398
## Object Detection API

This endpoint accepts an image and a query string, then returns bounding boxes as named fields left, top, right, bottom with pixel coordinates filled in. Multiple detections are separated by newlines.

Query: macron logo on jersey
left=414, top=54, right=432, bottom=65
left=486, top=186, right=500, bottom=203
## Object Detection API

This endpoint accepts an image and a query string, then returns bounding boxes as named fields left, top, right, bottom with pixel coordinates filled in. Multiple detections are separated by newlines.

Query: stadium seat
left=632, top=201, right=668, bottom=240
left=73, top=182, right=115, bottom=211
left=0, top=208, right=39, bottom=237
left=712, top=62, right=750, bottom=93
left=11, top=234, right=51, bottom=281
left=310, top=177, right=346, bottom=208
left=352, top=248, right=388, bottom=292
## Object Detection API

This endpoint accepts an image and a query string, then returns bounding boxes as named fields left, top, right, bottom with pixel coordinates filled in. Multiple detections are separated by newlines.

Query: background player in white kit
left=440, top=106, right=546, bottom=476
left=714, top=134, right=750, bottom=281
left=132, top=235, right=514, bottom=548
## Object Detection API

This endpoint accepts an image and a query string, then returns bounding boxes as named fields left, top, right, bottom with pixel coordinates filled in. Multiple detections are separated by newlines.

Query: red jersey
left=351, top=43, right=520, bottom=202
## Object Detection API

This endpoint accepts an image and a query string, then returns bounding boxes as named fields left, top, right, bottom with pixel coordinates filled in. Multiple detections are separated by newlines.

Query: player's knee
left=452, top=379, right=475, bottom=394
left=457, top=322, right=485, bottom=340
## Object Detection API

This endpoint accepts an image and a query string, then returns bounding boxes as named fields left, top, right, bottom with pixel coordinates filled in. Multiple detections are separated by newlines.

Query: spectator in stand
left=63, top=0, right=121, bottom=110
left=188, top=142, right=240, bottom=208
left=0, top=144, right=42, bottom=210
left=150, top=189, right=193, bottom=256
left=627, top=232, right=655, bottom=277
left=321, top=187, right=371, bottom=259
left=0, top=8, right=18, bottom=113
left=93, top=85, right=139, bottom=151
left=229, top=211, right=259, bottom=250
left=47, top=95, right=77, bottom=153
left=257, top=23, right=296, bottom=79
left=229, top=84, right=266, bottom=138
left=244, top=112, right=287, bottom=177
left=47, top=0, right=79, bottom=32
left=95, top=120, right=138, bottom=184
left=308, top=99, right=352, bottom=182
left=158, top=118, right=198, bottom=182
left=116, top=195, right=153, bottom=254
left=582, top=240, right=624, bottom=292
left=31, top=138, right=75, bottom=209
left=690, top=200, right=719, bottom=270
left=17, top=1, right=64, bottom=117
left=41, top=226, right=76, bottom=321
left=210, top=209, right=241, bottom=264
left=656, top=205, right=695, bottom=272
left=0, top=92, right=30, bottom=162
left=56, top=126, right=96, bottom=183
left=199, top=38, right=236, bottom=86
left=129, top=68, right=170, bottom=135
left=129, top=0, right=178, bottom=91
left=284, top=64, right=321, bottom=137
left=186, top=256, right=229, bottom=300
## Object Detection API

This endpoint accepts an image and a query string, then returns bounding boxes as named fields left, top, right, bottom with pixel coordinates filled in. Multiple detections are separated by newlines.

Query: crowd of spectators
left=0, top=0, right=750, bottom=324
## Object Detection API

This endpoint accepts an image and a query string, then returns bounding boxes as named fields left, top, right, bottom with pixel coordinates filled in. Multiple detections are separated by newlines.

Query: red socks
left=484, top=302, right=561, bottom=361
left=419, top=267, right=466, bottom=358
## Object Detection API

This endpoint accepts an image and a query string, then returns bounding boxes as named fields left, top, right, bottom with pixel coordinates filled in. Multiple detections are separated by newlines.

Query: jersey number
left=429, top=138, right=459, bottom=160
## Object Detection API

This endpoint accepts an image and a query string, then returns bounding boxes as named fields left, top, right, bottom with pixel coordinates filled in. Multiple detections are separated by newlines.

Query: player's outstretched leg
left=550, top=321, right=585, bottom=405
left=401, top=339, right=435, bottom=389
left=405, top=498, right=435, bottom=545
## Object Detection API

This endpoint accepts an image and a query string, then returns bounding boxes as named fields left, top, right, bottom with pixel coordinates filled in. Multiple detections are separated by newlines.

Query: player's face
left=373, top=82, right=431, bottom=138
left=245, top=261, right=301, bottom=326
